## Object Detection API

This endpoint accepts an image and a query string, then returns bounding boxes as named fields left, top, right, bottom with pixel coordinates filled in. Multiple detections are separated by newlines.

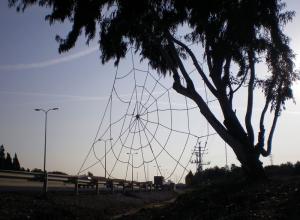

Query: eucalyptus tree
left=9, top=0, right=298, bottom=179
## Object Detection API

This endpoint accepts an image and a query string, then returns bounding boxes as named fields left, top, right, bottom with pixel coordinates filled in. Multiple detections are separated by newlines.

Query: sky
left=0, top=1, right=300, bottom=182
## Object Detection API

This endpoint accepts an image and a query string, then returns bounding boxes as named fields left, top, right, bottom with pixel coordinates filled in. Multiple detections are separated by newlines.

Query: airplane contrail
left=0, top=46, right=98, bottom=71
left=0, top=90, right=108, bottom=101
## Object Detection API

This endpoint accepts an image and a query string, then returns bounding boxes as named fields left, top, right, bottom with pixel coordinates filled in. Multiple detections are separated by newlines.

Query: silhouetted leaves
left=0, top=145, right=5, bottom=169
left=0, top=145, right=22, bottom=171
left=12, top=153, right=21, bottom=170
left=8, top=0, right=299, bottom=179
left=4, top=153, right=13, bottom=170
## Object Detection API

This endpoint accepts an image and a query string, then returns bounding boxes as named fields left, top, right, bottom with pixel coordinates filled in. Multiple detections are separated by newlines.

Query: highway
left=0, top=177, right=75, bottom=192
left=0, top=172, right=146, bottom=193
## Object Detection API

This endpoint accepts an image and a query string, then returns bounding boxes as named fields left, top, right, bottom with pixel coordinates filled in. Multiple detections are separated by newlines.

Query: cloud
left=0, top=90, right=109, bottom=101
left=0, top=46, right=98, bottom=71
left=285, top=110, right=300, bottom=115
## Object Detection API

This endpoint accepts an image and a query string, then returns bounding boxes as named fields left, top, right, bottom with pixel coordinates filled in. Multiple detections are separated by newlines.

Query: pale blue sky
left=0, top=1, right=300, bottom=182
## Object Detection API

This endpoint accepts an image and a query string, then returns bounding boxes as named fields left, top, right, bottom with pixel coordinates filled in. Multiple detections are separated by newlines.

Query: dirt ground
left=119, top=176, right=300, bottom=220
left=0, top=190, right=176, bottom=220
left=2, top=176, right=300, bottom=220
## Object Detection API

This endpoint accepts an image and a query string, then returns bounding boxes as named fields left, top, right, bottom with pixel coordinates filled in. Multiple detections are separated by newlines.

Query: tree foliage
left=4, top=153, right=13, bottom=170
left=0, top=145, right=5, bottom=169
left=8, top=0, right=299, bottom=179
left=12, top=153, right=21, bottom=170
left=0, top=145, right=22, bottom=170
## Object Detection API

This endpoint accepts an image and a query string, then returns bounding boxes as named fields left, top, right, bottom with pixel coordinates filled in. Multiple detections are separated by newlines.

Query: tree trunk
left=172, top=76, right=267, bottom=181
left=231, top=143, right=267, bottom=181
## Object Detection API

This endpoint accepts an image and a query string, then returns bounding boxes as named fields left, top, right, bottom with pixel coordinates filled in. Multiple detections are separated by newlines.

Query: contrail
left=0, top=90, right=109, bottom=101
left=0, top=46, right=98, bottom=71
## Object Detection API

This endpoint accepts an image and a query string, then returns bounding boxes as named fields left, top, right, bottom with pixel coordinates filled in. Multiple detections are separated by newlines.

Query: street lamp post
left=127, top=152, right=138, bottom=189
left=97, top=138, right=113, bottom=179
left=35, top=107, right=59, bottom=195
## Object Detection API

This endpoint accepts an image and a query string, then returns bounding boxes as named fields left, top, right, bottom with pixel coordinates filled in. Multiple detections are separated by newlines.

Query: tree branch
left=205, top=43, right=214, bottom=75
left=166, top=37, right=196, bottom=92
left=232, top=68, right=248, bottom=93
left=245, top=49, right=255, bottom=145
left=168, top=33, right=218, bottom=97
left=173, top=77, right=251, bottom=165
left=256, top=90, right=281, bottom=157
left=265, top=102, right=280, bottom=156
left=255, top=98, right=270, bottom=152
left=223, top=56, right=233, bottom=107
left=164, top=36, right=255, bottom=168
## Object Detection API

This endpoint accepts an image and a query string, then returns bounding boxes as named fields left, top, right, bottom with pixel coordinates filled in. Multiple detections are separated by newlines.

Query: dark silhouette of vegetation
left=0, top=145, right=5, bottom=169
left=189, top=161, right=300, bottom=185
left=31, top=168, right=43, bottom=173
left=12, top=153, right=21, bottom=170
left=0, top=145, right=69, bottom=174
left=4, top=153, right=13, bottom=170
left=87, top=171, right=94, bottom=177
left=124, top=170, right=300, bottom=219
left=185, top=170, right=193, bottom=186
left=0, top=145, right=22, bottom=171
left=49, top=171, right=68, bottom=175
left=8, top=0, right=299, bottom=180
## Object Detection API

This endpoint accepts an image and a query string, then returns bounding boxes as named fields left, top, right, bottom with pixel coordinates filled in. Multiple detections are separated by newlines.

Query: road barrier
left=0, top=169, right=166, bottom=194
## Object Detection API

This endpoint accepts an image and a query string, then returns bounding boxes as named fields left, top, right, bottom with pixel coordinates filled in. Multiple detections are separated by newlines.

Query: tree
left=4, top=153, right=13, bottom=170
left=0, top=145, right=5, bottom=169
left=31, top=168, right=43, bottom=173
left=185, top=170, right=193, bottom=185
left=9, top=0, right=299, bottom=180
left=12, top=153, right=21, bottom=170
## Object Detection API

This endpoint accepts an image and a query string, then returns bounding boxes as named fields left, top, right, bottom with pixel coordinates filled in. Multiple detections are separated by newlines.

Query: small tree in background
left=87, top=171, right=94, bottom=177
left=185, top=170, right=194, bottom=186
left=31, top=168, right=43, bottom=173
left=12, top=153, right=21, bottom=170
left=0, top=145, right=5, bottom=169
left=4, top=153, right=13, bottom=170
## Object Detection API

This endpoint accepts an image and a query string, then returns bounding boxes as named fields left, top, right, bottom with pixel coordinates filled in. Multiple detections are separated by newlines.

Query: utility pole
left=191, top=142, right=209, bottom=173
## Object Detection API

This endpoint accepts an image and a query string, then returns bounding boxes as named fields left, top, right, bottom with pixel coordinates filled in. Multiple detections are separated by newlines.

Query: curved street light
left=35, top=107, right=59, bottom=195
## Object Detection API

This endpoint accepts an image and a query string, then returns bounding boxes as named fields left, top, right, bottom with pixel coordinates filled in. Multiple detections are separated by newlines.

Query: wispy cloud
left=0, top=90, right=108, bottom=101
left=0, top=46, right=98, bottom=71
left=285, top=110, right=300, bottom=115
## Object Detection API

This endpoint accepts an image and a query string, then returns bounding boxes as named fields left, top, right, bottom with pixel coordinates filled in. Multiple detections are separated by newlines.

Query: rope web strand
left=78, top=48, right=215, bottom=183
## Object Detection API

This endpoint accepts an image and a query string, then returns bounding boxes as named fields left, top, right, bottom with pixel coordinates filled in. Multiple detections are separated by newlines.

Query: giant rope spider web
left=77, top=49, right=216, bottom=183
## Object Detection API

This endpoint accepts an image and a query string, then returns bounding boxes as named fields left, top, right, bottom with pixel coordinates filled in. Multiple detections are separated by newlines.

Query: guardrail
left=0, top=169, right=171, bottom=195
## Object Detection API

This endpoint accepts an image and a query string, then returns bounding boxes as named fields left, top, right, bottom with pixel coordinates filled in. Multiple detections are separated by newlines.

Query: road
left=0, top=177, right=75, bottom=192
left=0, top=177, right=139, bottom=193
